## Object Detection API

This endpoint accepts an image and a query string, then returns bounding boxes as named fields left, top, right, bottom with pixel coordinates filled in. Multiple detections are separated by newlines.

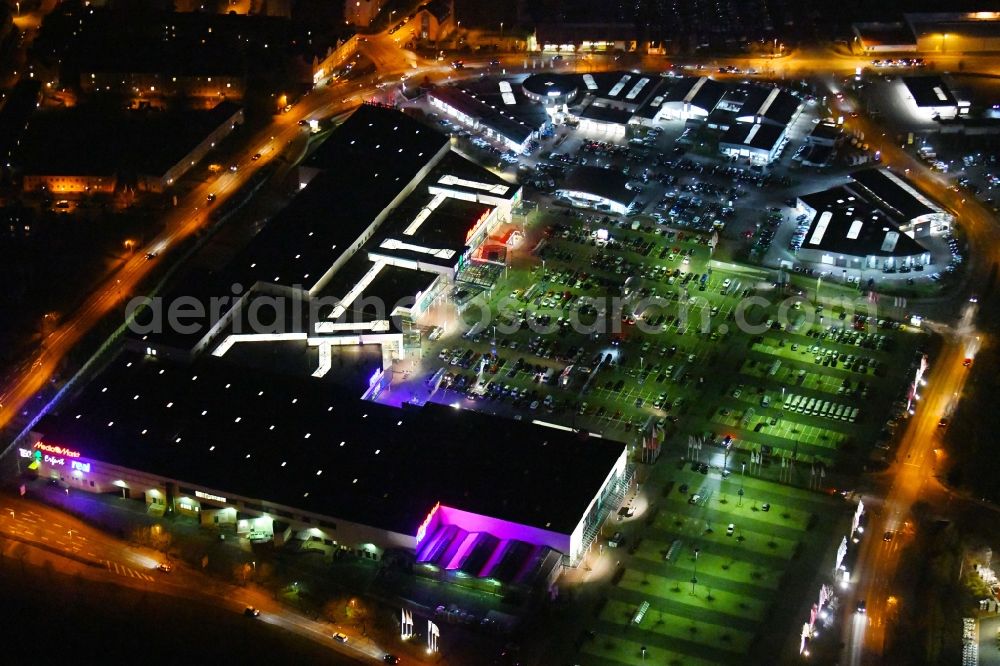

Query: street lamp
left=690, top=547, right=700, bottom=594
left=739, top=464, right=745, bottom=506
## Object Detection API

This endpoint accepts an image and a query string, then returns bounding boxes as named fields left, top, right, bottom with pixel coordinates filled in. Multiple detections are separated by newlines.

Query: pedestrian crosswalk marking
left=104, top=560, right=154, bottom=581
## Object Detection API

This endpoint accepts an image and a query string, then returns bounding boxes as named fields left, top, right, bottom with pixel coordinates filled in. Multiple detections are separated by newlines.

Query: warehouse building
left=906, top=12, right=1000, bottom=54
left=853, top=13, right=1000, bottom=54
left=899, top=76, right=963, bottom=120
left=795, top=186, right=931, bottom=272
left=796, top=187, right=930, bottom=271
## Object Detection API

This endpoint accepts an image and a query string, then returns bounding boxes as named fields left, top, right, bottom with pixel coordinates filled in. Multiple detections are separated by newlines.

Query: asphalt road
left=0, top=493, right=396, bottom=663
left=831, top=91, right=998, bottom=664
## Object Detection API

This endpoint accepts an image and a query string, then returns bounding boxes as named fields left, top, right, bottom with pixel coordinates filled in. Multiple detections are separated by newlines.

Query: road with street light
left=833, top=95, right=997, bottom=664
left=0, top=492, right=401, bottom=663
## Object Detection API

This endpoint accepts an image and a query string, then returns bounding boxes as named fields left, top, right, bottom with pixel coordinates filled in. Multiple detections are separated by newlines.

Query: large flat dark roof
left=219, top=339, right=383, bottom=396
left=799, top=186, right=928, bottom=257
left=632, top=80, right=675, bottom=119
left=662, top=77, right=730, bottom=115
left=376, top=150, right=512, bottom=259
left=559, top=165, right=633, bottom=207
left=242, top=104, right=451, bottom=289
left=305, top=103, right=450, bottom=172
left=132, top=107, right=505, bottom=354
left=580, top=71, right=664, bottom=106
left=453, top=77, right=551, bottom=134
left=689, top=79, right=727, bottom=114
left=578, top=104, right=633, bottom=124
left=663, top=76, right=699, bottom=103
left=740, top=87, right=800, bottom=127
left=850, top=168, right=939, bottom=221
left=37, top=352, right=625, bottom=536
left=901, top=76, right=957, bottom=108
left=720, top=122, right=784, bottom=151
left=808, top=122, right=842, bottom=142
left=402, top=197, right=491, bottom=249
left=318, top=256, right=437, bottom=324
left=14, top=102, right=242, bottom=177
left=429, top=84, right=543, bottom=145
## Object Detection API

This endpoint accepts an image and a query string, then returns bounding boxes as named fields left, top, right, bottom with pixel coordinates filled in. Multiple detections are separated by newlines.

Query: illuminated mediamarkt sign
left=415, top=502, right=441, bottom=544
left=33, top=442, right=82, bottom=458
left=464, top=209, right=492, bottom=244
left=21, top=442, right=90, bottom=472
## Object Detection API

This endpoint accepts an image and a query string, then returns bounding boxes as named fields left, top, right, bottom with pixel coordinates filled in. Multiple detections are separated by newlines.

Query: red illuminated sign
left=415, top=502, right=441, bottom=544
left=34, top=442, right=82, bottom=458
left=465, top=210, right=492, bottom=244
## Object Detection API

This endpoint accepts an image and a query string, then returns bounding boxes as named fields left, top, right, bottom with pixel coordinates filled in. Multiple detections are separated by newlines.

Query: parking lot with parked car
left=380, top=98, right=931, bottom=664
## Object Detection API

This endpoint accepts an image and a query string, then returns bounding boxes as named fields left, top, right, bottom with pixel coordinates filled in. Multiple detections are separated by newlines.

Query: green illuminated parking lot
left=386, top=203, right=924, bottom=664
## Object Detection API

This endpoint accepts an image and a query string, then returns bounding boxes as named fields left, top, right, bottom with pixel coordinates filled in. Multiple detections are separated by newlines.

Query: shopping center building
left=24, top=350, right=629, bottom=586
left=8, top=102, right=631, bottom=594
left=131, top=104, right=521, bottom=370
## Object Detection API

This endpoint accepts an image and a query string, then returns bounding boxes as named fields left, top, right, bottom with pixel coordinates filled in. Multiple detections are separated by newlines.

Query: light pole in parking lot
left=690, top=548, right=700, bottom=595
left=739, top=462, right=746, bottom=506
